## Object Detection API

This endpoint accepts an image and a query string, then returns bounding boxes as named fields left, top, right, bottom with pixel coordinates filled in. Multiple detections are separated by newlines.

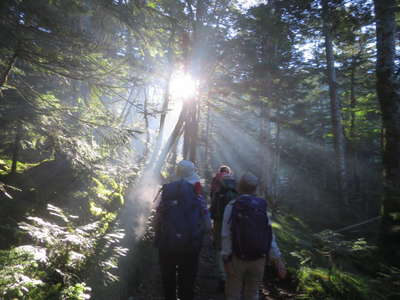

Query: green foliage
left=296, top=267, right=373, bottom=300
left=0, top=0, right=392, bottom=298
left=0, top=158, right=52, bottom=176
left=272, top=212, right=398, bottom=299
left=18, top=205, right=101, bottom=276
left=375, top=265, right=400, bottom=298
left=0, top=203, right=127, bottom=299
left=91, top=174, right=124, bottom=206
left=0, top=247, right=45, bottom=299
left=60, top=283, right=91, bottom=300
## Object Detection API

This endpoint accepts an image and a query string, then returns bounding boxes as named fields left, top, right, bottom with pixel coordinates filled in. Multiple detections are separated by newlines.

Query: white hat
left=177, top=160, right=200, bottom=184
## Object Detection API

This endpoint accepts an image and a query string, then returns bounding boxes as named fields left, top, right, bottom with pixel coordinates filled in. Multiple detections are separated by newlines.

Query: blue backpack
left=154, top=180, right=205, bottom=253
left=231, top=195, right=272, bottom=260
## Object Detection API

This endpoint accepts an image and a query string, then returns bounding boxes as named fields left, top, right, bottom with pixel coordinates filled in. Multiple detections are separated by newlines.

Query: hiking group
left=154, top=160, right=287, bottom=300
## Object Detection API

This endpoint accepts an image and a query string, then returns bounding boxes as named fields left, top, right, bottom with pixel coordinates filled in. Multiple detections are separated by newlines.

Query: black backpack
left=231, top=195, right=272, bottom=260
left=211, top=177, right=238, bottom=220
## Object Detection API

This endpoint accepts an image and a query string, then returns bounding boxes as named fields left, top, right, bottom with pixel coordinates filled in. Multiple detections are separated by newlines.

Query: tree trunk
left=182, top=101, right=191, bottom=160
left=374, top=0, right=400, bottom=237
left=11, top=121, right=22, bottom=174
left=259, top=104, right=273, bottom=200
left=167, top=141, right=178, bottom=176
left=182, top=99, right=198, bottom=162
left=0, top=52, right=17, bottom=89
left=349, top=56, right=357, bottom=140
left=322, top=0, right=347, bottom=204
left=143, top=87, right=150, bottom=160
left=154, top=105, right=187, bottom=173
left=188, top=100, right=199, bottom=163
left=148, top=30, right=175, bottom=166
left=158, top=67, right=173, bottom=141
left=204, top=96, right=211, bottom=176
left=349, top=55, right=361, bottom=198
left=272, top=120, right=281, bottom=207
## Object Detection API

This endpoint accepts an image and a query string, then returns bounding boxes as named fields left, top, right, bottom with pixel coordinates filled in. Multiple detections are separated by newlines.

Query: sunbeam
left=169, top=71, right=198, bottom=101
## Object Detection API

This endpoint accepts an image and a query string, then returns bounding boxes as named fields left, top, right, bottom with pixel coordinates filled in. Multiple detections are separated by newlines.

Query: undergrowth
left=0, top=203, right=127, bottom=299
left=0, top=152, right=132, bottom=299
left=0, top=158, right=54, bottom=176
left=272, top=211, right=400, bottom=299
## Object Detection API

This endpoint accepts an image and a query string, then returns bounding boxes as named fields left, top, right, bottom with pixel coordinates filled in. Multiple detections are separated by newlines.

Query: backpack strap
left=175, top=179, right=184, bottom=204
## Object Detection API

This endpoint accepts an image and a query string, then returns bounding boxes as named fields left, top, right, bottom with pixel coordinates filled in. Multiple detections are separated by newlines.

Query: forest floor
left=127, top=234, right=298, bottom=300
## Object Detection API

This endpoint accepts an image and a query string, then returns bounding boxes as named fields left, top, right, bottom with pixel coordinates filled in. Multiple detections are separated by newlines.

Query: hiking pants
left=216, top=251, right=226, bottom=281
left=212, top=219, right=226, bottom=281
left=225, top=255, right=266, bottom=300
left=158, top=250, right=200, bottom=300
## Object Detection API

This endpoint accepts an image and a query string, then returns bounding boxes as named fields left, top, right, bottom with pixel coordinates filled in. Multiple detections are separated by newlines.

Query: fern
left=0, top=204, right=128, bottom=299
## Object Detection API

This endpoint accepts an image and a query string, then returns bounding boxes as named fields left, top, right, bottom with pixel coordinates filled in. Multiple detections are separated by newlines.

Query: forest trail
left=1, top=0, right=399, bottom=299
left=121, top=171, right=298, bottom=300
left=127, top=229, right=297, bottom=300
left=196, top=238, right=297, bottom=300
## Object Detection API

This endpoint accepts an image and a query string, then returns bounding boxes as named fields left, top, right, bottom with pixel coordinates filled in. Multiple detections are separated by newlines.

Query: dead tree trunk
left=148, top=30, right=175, bottom=166
left=155, top=105, right=188, bottom=173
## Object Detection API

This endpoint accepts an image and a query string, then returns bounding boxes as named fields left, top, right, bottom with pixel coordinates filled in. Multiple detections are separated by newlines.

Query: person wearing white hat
left=155, top=160, right=211, bottom=300
left=176, top=159, right=201, bottom=184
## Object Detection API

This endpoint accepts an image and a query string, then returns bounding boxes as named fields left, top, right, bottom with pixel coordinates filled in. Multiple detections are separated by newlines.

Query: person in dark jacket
left=210, top=165, right=235, bottom=291
left=154, top=160, right=211, bottom=300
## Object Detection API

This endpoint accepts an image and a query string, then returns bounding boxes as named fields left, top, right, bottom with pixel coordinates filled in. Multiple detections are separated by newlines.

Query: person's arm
left=195, top=182, right=212, bottom=232
left=221, top=201, right=234, bottom=260
left=267, top=215, right=287, bottom=279
left=221, top=201, right=236, bottom=276
left=270, top=232, right=282, bottom=259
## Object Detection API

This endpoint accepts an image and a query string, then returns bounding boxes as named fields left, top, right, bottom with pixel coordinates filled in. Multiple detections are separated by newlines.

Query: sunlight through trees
left=0, top=0, right=398, bottom=299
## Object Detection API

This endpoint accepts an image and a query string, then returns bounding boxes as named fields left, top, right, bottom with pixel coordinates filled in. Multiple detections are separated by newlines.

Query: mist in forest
left=0, top=0, right=398, bottom=299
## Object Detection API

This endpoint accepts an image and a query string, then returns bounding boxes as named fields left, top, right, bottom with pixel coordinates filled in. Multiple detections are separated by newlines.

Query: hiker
left=154, top=160, right=211, bottom=300
left=209, top=165, right=237, bottom=291
left=221, top=173, right=287, bottom=300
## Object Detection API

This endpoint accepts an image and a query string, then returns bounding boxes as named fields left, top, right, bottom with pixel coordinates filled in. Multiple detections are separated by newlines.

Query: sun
left=169, top=71, right=197, bottom=100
